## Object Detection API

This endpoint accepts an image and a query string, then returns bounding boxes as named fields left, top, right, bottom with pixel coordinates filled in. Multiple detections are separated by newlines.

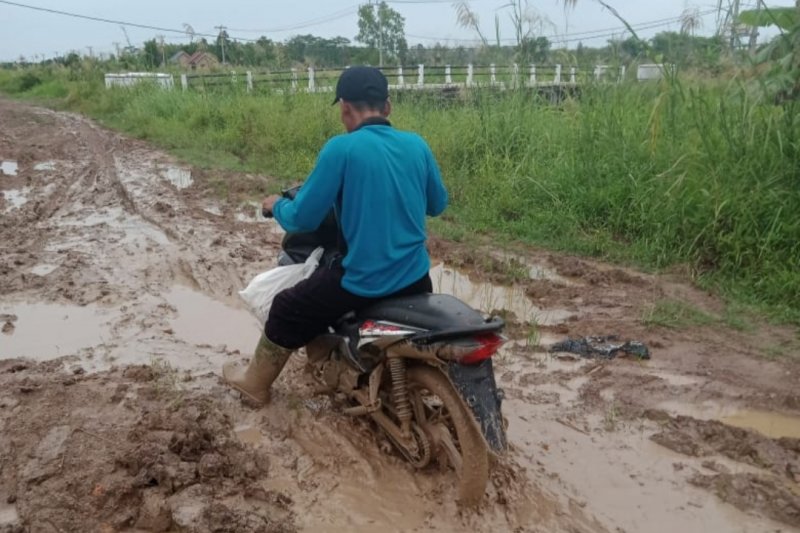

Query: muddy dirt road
left=1, top=98, right=799, bottom=532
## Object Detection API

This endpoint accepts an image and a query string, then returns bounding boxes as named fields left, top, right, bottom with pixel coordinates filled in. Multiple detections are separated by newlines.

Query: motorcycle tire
left=407, top=366, right=490, bottom=506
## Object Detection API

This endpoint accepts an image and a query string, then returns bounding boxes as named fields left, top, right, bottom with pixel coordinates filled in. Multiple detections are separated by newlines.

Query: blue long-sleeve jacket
left=273, top=121, right=448, bottom=297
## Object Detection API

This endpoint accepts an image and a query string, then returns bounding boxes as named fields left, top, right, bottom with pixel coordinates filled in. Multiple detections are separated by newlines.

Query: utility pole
left=729, top=0, right=741, bottom=52
left=215, top=25, right=227, bottom=64
left=748, top=0, right=762, bottom=53
left=371, top=1, right=383, bottom=67
left=157, top=34, right=166, bottom=66
left=86, top=46, right=94, bottom=59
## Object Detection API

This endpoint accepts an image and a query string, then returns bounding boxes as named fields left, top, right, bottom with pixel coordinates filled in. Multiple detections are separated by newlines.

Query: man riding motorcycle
left=223, top=66, right=449, bottom=405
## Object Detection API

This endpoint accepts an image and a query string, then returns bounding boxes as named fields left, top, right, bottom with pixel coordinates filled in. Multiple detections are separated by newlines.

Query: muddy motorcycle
left=264, top=188, right=507, bottom=504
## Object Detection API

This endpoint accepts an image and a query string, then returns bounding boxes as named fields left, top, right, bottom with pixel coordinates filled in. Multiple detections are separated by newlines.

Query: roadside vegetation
left=1, top=44, right=799, bottom=324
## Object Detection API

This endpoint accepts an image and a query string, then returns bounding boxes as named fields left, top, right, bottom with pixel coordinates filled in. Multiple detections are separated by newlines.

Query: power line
left=227, top=7, right=360, bottom=33
left=0, top=0, right=722, bottom=56
left=406, top=8, right=718, bottom=45
left=0, top=0, right=366, bottom=43
left=0, top=0, right=263, bottom=42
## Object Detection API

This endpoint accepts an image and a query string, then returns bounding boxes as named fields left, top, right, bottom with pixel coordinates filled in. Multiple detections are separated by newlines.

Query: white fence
left=104, top=63, right=671, bottom=93
left=104, top=72, right=175, bottom=89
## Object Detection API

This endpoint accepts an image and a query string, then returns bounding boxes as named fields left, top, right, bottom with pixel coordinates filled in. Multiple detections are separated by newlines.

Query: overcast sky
left=0, top=0, right=793, bottom=61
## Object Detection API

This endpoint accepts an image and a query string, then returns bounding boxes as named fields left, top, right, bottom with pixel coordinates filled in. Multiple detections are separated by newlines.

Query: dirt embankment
left=1, top=97, right=799, bottom=532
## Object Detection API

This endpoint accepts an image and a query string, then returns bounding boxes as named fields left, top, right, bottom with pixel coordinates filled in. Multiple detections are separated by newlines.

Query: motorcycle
left=265, top=187, right=508, bottom=505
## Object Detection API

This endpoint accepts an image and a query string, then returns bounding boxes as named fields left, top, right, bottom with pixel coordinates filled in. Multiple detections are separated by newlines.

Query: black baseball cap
left=332, top=66, right=389, bottom=105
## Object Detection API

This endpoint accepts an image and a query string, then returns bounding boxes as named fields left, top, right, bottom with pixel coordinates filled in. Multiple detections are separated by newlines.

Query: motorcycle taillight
left=459, top=333, right=507, bottom=365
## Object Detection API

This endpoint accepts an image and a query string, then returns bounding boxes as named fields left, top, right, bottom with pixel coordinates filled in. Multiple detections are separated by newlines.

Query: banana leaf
left=738, top=7, right=797, bottom=30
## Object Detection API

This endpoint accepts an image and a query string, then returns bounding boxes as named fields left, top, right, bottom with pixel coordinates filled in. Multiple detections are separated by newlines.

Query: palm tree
left=681, top=7, right=703, bottom=36
left=183, top=23, right=196, bottom=45
left=453, top=2, right=488, bottom=46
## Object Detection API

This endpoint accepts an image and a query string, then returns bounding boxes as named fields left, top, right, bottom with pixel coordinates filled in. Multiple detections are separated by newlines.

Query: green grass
left=642, top=299, right=719, bottom=329
left=2, top=65, right=799, bottom=324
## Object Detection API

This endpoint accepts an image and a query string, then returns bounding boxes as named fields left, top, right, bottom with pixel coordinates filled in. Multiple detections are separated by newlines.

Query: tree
left=214, top=30, right=231, bottom=63
left=738, top=5, right=800, bottom=102
left=650, top=31, right=723, bottom=66
left=517, top=36, right=550, bottom=64
left=143, top=39, right=160, bottom=68
left=356, top=2, right=408, bottom=66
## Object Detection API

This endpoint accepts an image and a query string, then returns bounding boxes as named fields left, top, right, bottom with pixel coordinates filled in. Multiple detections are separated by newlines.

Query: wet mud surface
left=1, top=98, right=800, bottom=532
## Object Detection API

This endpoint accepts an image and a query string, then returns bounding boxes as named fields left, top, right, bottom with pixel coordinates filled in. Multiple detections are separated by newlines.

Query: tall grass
left=1, top=67, right=798, bottom=321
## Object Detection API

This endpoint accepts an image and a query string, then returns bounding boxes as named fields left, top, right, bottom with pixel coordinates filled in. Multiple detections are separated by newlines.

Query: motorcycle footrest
left=343, top=399, right=381, bottom=416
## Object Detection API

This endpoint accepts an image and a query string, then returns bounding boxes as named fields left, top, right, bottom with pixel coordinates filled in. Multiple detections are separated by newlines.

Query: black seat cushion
left=358, top=293, right=486, bottom=332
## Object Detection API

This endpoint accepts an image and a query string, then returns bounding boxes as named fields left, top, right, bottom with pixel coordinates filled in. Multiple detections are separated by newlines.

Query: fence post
left=417, top=64, right=424, bottom=87
left=231, top=71, right=237, bottom=88
left=397, top=66, right=405, bottom=86
left=291, top=68, right=298, bottom=92
left=445, top=65, right=452, bottom=84
left=246, top=71, right=253, bottom=92
left=570, top=67, right=576, bottom=84
left=308, top=67, right=316, bottom=92
left=467, top=64, right=474, bottom=86
left=512, top=63, right=519, bottom=88
left=490, top=64, right=497, bottom=85
left=181, top=74, right=188, bottom=92
left=619, top=65, right=626, bottom=82
left=555, top=64, right=562, bottom=84
left=529, top=65, right=536, bottom=86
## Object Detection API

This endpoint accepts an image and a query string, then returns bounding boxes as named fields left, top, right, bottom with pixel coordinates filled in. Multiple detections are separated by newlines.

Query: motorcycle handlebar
left=263, top=185, right=301, bottom=219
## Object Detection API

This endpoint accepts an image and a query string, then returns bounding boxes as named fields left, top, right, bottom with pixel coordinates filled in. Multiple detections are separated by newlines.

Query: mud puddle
left=658, top=400, right=800, bottom=440
left=2, top=187, right=30, bottom=210
left=33, top=161, right=55, bottom=171
left=54, top=206, right=170, bottom=246
left=202, top=204, right=223, bottom=216
left=0, top=160, right=18, bottom=176
left=505, top=401, right=796, bottom=533
left=160, top=166, right=193, bottom=189
left=29, top=263, right=59, bottom=276
left=234, top=425, right=264, bottom=447
left=0, top=301, right=118, bottom=359
left=722, top=409, right=800, bottom=439
left=431, top=263, right=574, bottom=326
left=165, top=285, right=260, bottom=355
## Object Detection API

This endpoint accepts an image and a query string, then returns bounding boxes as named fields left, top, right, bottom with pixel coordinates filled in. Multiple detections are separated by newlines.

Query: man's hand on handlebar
left=262, top=194, right=281, bottom=218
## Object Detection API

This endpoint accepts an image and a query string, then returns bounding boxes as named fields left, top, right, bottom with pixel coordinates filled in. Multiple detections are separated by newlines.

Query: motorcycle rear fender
left=447, top=358, right=508, bottom=454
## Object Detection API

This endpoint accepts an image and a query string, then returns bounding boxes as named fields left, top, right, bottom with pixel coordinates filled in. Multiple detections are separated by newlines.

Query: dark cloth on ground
left=549, top=335, right=650, bottom=360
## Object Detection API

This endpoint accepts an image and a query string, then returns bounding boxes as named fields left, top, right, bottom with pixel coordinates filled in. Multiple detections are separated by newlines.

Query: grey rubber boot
left=222, top=334, right=292, bottom=406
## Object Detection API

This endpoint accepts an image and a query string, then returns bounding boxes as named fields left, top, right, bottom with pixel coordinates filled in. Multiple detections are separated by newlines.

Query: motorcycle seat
left=358, top=293, right=504, bottom=340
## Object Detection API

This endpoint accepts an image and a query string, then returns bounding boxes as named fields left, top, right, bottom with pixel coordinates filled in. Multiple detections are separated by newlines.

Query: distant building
left=169, top=51, right=191, bottom=67
left=168, top=50, right=219, bottom=70
left=187, top=51, right=219, bottom=70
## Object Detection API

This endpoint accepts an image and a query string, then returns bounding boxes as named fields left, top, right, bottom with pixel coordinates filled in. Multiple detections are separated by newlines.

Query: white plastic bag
left=239, top=247, right=324, bottom=325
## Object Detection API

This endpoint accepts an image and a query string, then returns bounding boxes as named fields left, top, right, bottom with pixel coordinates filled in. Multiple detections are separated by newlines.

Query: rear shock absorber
left=388, top=357, right=412, bottom=434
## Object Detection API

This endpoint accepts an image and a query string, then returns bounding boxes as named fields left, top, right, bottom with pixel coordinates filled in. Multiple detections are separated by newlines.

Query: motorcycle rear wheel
left=407, top=366, right=489, bottom=506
